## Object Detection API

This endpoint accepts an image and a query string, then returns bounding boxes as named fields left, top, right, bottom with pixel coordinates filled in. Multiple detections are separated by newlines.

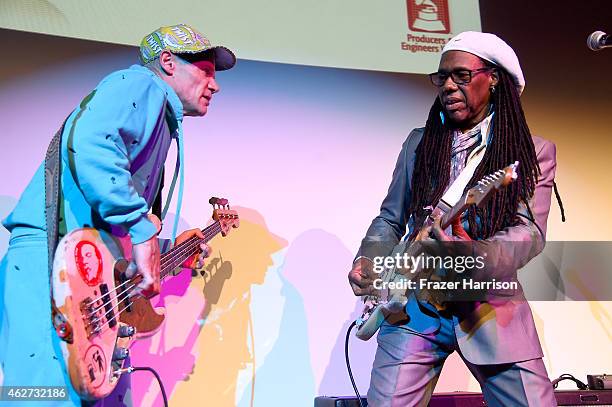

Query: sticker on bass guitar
left=84, top=344, right=107, bottom=389
left=75, top=241, right=103, bottom=286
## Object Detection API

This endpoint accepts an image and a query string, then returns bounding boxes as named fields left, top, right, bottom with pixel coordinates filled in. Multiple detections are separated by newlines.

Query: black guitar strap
left=152, top=168, right=164, bottom=219
left=44, top=126, right=63, bottom=275
left=44, top=119, right=73, bottom=343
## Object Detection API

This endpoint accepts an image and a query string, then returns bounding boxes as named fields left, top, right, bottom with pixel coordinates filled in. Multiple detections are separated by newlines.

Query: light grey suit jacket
left=358, top=128, right=557, bottom=365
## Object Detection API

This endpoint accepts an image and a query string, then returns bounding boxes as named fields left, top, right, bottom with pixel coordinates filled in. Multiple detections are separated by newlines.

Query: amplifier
left=315, top=390, right=612, bottom=406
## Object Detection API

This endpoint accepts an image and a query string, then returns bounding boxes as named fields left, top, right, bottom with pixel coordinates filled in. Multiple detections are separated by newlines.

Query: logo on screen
left=407, top=0, right=451, bottom=34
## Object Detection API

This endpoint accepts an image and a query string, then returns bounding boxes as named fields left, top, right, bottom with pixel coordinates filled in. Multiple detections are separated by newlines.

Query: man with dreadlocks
left=348, top=32, right=557, bottom=406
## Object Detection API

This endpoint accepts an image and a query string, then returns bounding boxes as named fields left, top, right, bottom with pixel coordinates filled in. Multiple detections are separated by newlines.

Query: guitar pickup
left=99, top=284, right=116, bottom=329
left=118, top=272, right=133, bottom=312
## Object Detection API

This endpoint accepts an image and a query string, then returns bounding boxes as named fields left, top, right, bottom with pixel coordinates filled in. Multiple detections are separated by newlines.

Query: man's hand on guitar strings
left=420, top=214, right=473, bottom=258
left=348, top=257, right=379, bottom=297
left=127, top=235, right=161, bottom=297
left=175, top=228, right=211, bottom=269
left=431, top=214, right=454, bottom=241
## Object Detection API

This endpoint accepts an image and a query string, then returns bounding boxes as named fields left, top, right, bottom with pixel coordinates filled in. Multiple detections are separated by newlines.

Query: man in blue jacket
left=0, top=24, right=235, bottom=405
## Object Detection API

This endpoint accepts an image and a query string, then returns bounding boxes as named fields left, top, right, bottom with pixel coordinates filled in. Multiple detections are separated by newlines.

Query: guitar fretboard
left=159, top=221, right=222, bottom=279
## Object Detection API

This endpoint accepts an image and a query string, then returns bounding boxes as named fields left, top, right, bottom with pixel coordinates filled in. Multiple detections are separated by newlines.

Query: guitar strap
left=430, top=111, right=492, bottom=214
left=152, top=105, right=181, bottom=229
left=152, top=169, right=164, bottom=219
left=44, top=118, right=73, bottom=342
left=45, top=123, right=65, bottom=276
left=437, top=144, right=487, bottom=212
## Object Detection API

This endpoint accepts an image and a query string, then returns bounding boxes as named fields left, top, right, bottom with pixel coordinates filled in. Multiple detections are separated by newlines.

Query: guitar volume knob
left=112, top=347, right=130, bottom=361
left=117, top=325, right=135, bottom=338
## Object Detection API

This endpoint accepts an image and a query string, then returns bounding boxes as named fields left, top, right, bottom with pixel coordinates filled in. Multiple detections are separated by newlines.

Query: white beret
left=442, top=31, right=525, bottom=95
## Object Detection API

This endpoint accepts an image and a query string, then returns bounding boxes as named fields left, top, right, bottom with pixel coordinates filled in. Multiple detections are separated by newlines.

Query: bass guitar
left=51, top=197, right=239, bottom=400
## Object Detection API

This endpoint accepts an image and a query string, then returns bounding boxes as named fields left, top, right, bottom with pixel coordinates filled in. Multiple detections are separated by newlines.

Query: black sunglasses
left=429, top=67, right=494, bottom=87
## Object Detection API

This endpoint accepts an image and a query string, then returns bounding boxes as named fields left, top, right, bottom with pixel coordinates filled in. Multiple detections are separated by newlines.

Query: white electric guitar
left=355, top=164, right=518, bottom=341
left=51, top=197, right=239, bottom=400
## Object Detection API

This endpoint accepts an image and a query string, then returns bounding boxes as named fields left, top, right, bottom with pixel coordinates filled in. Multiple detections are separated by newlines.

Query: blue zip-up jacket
left=3, top=65, right=184, bottom=244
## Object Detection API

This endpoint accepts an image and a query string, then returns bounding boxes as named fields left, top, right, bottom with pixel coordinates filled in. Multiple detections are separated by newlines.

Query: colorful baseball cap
left=139, top=24, right=236, bottom=71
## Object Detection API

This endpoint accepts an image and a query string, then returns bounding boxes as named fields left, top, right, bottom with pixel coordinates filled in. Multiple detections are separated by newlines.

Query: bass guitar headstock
left=209, top=197, right=239, bottom=236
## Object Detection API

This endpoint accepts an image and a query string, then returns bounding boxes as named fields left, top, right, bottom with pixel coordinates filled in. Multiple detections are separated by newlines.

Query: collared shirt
left=4, top=64, right=184, bottom=244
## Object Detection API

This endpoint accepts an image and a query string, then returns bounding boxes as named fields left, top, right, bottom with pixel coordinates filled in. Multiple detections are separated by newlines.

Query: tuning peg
left=209, top=197, right=219, bottom=206
left=510, top=161, right=520, bottom=178
left=218, top=198, right=228, bottom=206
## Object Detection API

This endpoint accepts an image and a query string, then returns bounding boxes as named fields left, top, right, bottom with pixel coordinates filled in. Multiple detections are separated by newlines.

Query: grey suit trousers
left=367, top=310, right=557, bottom=407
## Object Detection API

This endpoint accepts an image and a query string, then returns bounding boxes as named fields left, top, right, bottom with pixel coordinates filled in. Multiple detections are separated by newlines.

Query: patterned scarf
left=449, top=111, right=493, bottom=183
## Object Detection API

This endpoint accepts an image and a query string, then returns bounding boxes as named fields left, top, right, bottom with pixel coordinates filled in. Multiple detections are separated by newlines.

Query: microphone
left=587, top=31, right=612, bottom=51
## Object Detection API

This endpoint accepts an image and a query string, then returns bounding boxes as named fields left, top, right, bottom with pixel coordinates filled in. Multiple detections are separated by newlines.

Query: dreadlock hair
left=408, top=67, right=540, bottom=240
